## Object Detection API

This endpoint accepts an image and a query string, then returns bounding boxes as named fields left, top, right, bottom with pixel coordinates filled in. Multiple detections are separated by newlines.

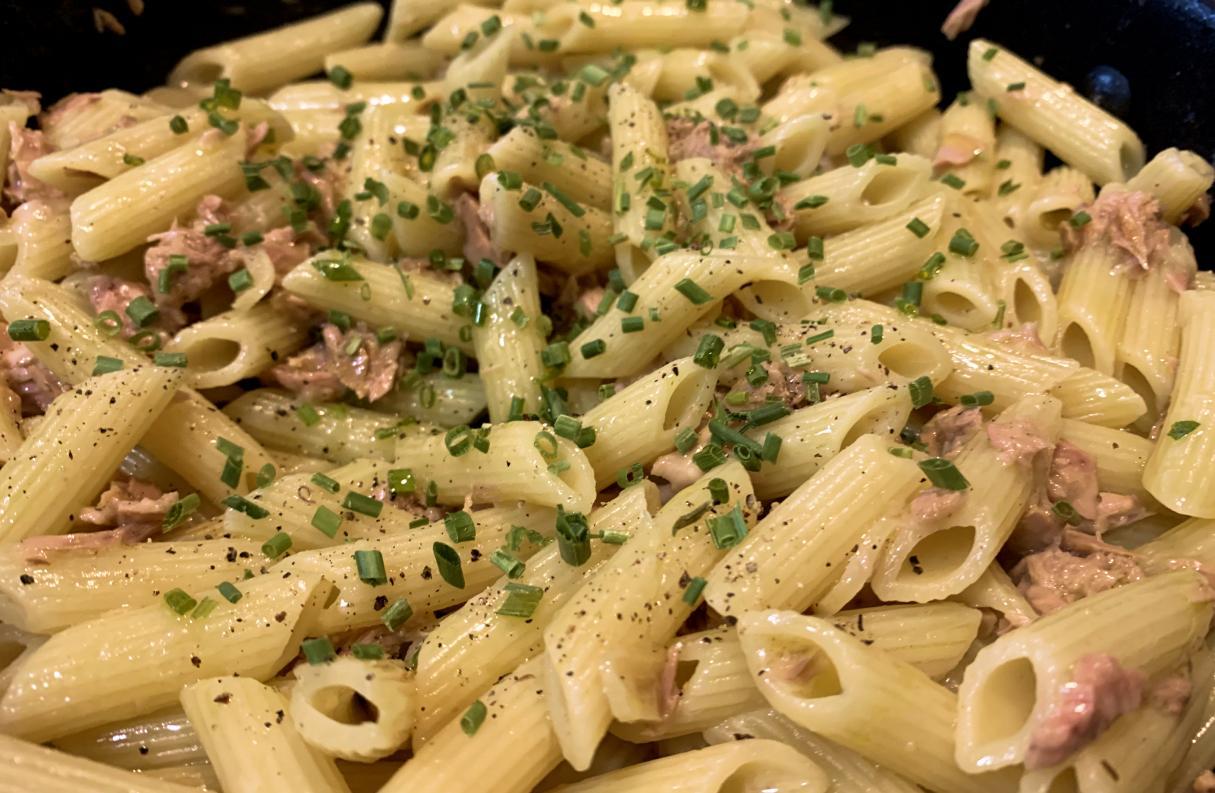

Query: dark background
left=1, top=0, right=1212, bottom=258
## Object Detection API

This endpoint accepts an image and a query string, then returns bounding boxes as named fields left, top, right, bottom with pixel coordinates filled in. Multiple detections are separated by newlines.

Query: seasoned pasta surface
left=1, top=2, right=1214, bottom=792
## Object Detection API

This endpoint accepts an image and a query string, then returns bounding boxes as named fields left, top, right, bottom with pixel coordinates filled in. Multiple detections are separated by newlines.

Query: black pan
left=1, top=0, right=1212, bottom=257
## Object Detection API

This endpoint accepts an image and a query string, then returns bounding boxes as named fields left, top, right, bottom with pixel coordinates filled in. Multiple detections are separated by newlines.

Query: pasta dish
left=0, top=2, right=1213, bottom=792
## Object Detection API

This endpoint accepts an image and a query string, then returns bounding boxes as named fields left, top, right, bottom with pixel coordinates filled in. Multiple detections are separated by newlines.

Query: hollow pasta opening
left=901, top=524, right=977, bottom=585
left=930, top=291, right=983, bottom=326
left=1013, top=277, right=1044, bottom=327
left=1119, top=143, right=1144, bottom=182
left=177, top=59, right=224, bottom=86
left=174, top=337, right=243, bottom=376
left=970, top=657, right=1038, bottom=747
left=1046, top=767, right=1080, bottom=793
left=861, top=165, right=921, bottom=208
left=1038, top=207, right=1074, bottom=234
left=1118, top=363, right=1158, bottom=429
left=841, top=402, right=904, bottom=448
left=757, top=636, right=843, bottom=700
left=876, top=338, right=941, bottom=383
left=662, top=367, right=716, bottom=433
left=1059, top=323, right=1096, bottom=369
left=310, top=685, right=381, bottom=726
left=744, top=280, right=812, bottom=321
left=719, top=762, right=806, bottom=793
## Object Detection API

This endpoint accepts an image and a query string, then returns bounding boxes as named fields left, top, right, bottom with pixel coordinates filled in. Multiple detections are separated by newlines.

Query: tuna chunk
left=651, top=450, right=706, bottom=493
left=986, top=419, right=1053, bottom=466
left=1063, top=188, right=1172, bottom=277
left=1194, top=770, right=1215, bottom=793
left=910, top=488, right=966, bottom=523
left=87, top=275, right=184, bottom=339
left=933, top=132, right=986, bottom=168
left=78, top=478, right=177, bottom=531
left=1013, top=547, right=1144, bottom=615
left=1149, top=671, right=1192, bottom=716
left=666, top=117, right=756, bottom=178
left=455, top=193, right=506, bottom=267
left=256, top=226, right=314, bottom=276
left=1047, top=440, right=1100, bottom=520
left=270, top=322, right=404, bottom=403
left=1025, top=653, right=1145, bottom=769
left=5, top=123, right=63, bottom=205
left=941, top=0, right=988, bottom=39
left=0, top=324, right=66, bottom=415
left=919, top=405, right=983, bottom=459
left=144, top=209, right=239, bottom=312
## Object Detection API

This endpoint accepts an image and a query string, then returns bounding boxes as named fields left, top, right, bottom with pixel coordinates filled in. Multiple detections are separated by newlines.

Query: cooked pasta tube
left=968, top=39, right=1144, bottom=184
left=29, top=102, right=291, bottom=195
left=180, top=676, right=351, bottom=793
left=413, top=484, right=658, bottom=742
left=990, top=126, right=1044, bottom=228
left=473, top=254, right=546, bottom=422
left=1047, top=365, right=1147, bottom=428
left=1055, top=245, right=1134, bottom=375
left=69, top=127, right=247, bottom=262
left=780, top=154, right=932, bottom=239
left=606, top=82, right=671, bottom=282
left=478, top=173, right=615, bottom=275
left=543, top=463, right=757, bottom=770
left=703, top=709, right=923, bottom=793
left=6, top=200, right=74, bottom=281
left=267, top=79, right=437, bottom=112
left=872, top=394, right=1063, bottom=602
left=753, top=114, right=831, bottom=180
left=1020, top=166, right=1095, bottom=249
left=936, top=97, right=998, bottom=196
left=993, top=260, right=1058, bottom=343
left=954, top=563, right=1039, bottom=629
left=166, top=302, right=310, bottom=390
left=647, top=49, right=761, bottom=103
left=1126, top=147, right=1215, bottom=223
left=222, top=389, right=402, bottom=464
left=378, top=658, right=564, bottom=793
left=40, top=90, right=169, bottom=150
left=541, top=740, right=829, bottom=793
left=0, top=733, right=199, bottom=793
left=824, top=59, right=941, bottom=155
left=0, top=365, right=180, bottom=545
left=388, top=0, right=500, bottom=41
left=613, top=603, right=980, bottom=743
left=0, top=572, right=334, bottom=741
left=1058, top=422, right=1153, bottom=505
left=323, top=42, right=445, bottom=82
left=579, top=357, right=717, bottom=487
left=0, top=538, right=263, bottom=634
left=169, top=3, right=382, bottom=93
left=290, top=657, right=416, bottom=762
left=955, top=571, right=1212, bottom=772
left=273, top=502, right=553, bottom=633
left=371, top=373, right=487, bottom=428
left=1143, top=292, right=1215, bottom=517
left=51, top=708, right=205, bottom=771
left=394, top=421, right=595, bottom=511
left=280, top=255, right=472, bottom=353
left=887, top=107, right=942, bottom=159
left=562, top=251, right=804, bottom=379
left=1137, top=517, right=1215, bottom=575
left=486, top=126, right=612, bottom=210
left=737, top=610, right=1019, bottom=793
left=810, top=192, right=946, bottom=295
left=543, top=1, right=749, bottom=53
left=1116, top=235, right=1194, bottom=429
left=704, top=434, right=924, bottom=618
left=745, top=386, right=913, bottom=500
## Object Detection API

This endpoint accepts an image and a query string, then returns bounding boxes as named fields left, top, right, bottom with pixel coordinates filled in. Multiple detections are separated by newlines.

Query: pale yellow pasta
left=180, top=676, right=351, bottom=793
left=956, top=571, right=1212, bottom=772
left=0, top=365, right=180, bottom=545
left=170, top=4, right=382, bottom=93
left=69, top=127, right=247, bottom=262
left=222, top=389, right=401, bottom=464
left=324, top=42, right=445, bottom=82
left=1021, top=165, right=1095, bottom=249
left=936, top=97, right=998, bottom=195
left=388, top=0, right=501, bottom=41
left=290, top=657, right=416, bottom=761
left=1143, top=291, right=1215, bottom=513
left=1126, top=147, right=1215, bottom=223
left=0, top=538, right=263, bottom=634
left=0, top=573, right=334, bottom=741
left=166, top=302, right=310, bottom=390
left=968, top=39, right=1144, bottom=184
left=41, top=90, right=169, bottom=150
left=488, top=126, right=612, bottom=210
left=472, top=254, right=546, bottom=422
left=6, top=200, right=74, bottom=281
left=544, top=2, right=749, bottom=53
left=0, top=733, right=199, bottom=793
left=780, top=154, right=932, bottom=239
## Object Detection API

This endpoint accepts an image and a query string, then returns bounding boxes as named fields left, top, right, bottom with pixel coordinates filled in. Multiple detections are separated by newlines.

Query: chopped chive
left=461, top=700, right=488, bottom=735
left=806, top=236, right=824, bottom=260
left=162, top=493, right=200, bottom=531
left=92, top=356, right=124, bottom=376
left=909, top=375, right=934, bottom=408
left=621, top=316, right=644, bottom=333
left=919, top=252, right=946, bottom=280
left=794, top=195, right=829, bottom=210
left=1052, top=500, right=1083, bottom=525
left=164, top=588, right=197, bottom=615
left=490, top=548, right=526, bottom=578
left=682, top=576, right=707, bottom=604
left=302, top=636, right=336, bottom=665
left=555, top=506, right=591, bottom=566
left=169, top=115, right=189, bottom=134
left=310, top=471, right=340, bottom=494
left=1006, top=81, right=1026, bottom=91
left=616, top=462, right=644, bottom=489
left=815, top=286, right=847, bottom=303
left=352, top=643, right=384, bottom=660
left=434, top=542, right=465, bottom=587
left=940, top=173, right=966, bottom=190
left=311, top=506, right=342, bottom=538
left=154, top=352, right=188, bottom=367
left=223, top=494, right=268, bottom=519
left=7, top=319, right=49, bottom=342
left=871, top=324, right=884, bottom=344
left=260, top=531, right=292, bottom=558
left=217, top=581, right=242, bottom=603
left=343, top=491, right=384, bottom=518
left=580, top=339, right=607, bottom=358
left=948, top=228, right=979, bottom=257
left=125, top=296, right=159, bottom=328
left=906, top=217, right=931, bottom=238
left=444, top=510, right=477, bottom=543
left=354, top=549, right=388, bottom=585
left=918, top=458, right=970, bottom=490
left=382, top=597, right=414, bottom=630
left=983, top=46, right=999, bottom=61
left=674, top=278, right=713, bottom=305
left=708, top=504, right=747, bottom=549
left=959, top=390, right=994, bottom=407
left=1069, top=211, right=1092, bottom=229
left=1168, top=420, right=1200, bottom=440
left=675, top=427, right=698, bottom=453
